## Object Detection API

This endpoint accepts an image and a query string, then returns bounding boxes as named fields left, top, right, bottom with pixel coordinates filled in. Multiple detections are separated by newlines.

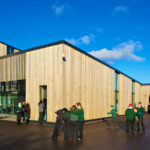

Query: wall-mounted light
left=62, top=54, right=66, bottom=62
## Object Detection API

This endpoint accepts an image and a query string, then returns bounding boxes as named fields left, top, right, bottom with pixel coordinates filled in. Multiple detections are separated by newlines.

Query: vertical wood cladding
left=0, top=43, right=7, bottom=57
left=0, top=53, right=26, bottom=82
left=26, top=44, right=115, bottom=122
left=118, top=74, right=132, bottom=115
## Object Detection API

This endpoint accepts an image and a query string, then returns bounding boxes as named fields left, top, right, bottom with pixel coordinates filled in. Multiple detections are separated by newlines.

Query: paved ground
left=0, top=114, right=16, bottom=122
left=0, top=115, right=150, bottom=150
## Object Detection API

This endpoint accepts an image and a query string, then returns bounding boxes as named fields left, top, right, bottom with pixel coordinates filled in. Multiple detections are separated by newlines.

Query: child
left=69, top=105, right=78, bottom=142
left=52, top=108, right=64, bottom=140
left=133, top=107, right=139, bottom=133
left=23, top=103, right=30, bottom=124
left=63, top=108, right=70, bottom=141
left=137, top=102, right=145, bottom=132
left=16, top=102, right=23, bottom=125
left=107, top=105, right=118, bottom=128
left=125, top=104, right=136, bottom=134
left=76, top=102, right=85, bottom=141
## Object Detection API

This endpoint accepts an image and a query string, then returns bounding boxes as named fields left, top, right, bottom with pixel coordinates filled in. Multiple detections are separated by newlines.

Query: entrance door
left=40, top=86, right=47, bottom=121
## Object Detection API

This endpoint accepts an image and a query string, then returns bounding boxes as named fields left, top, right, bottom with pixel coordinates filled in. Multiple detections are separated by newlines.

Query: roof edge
left=0, top=40, right=149, bottom=85
left=0, top=41, right=21, bottom=51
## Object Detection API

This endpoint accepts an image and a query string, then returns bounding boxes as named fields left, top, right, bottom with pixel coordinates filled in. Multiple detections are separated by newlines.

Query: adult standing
left=76, top=102, right=85, bottom=141
left=137, top=102, right=145, bottom=132
left=38, top=100, right=44, bottom=125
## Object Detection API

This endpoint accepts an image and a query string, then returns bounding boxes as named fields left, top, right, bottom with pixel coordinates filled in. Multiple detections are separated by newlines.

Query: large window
left=0, top=80, right=25, bottom=114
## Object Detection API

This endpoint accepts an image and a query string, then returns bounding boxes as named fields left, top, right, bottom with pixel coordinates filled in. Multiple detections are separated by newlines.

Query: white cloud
left=80, top=36, right=91, bottom=45
left=89, top=41, right=145, bottom=64
left=112, top=6, right=129, bottom=15
left=66, top=34, right=95, bottom=45
left=52, top=4, right=65, bottom=15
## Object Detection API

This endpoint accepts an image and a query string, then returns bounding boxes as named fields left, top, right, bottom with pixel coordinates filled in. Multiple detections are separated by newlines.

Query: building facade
left=0, top=40, right=150, bottom=122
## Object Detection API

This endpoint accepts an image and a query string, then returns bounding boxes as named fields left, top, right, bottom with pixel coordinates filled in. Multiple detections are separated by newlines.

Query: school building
left=0, top=40, right=150, bottom=122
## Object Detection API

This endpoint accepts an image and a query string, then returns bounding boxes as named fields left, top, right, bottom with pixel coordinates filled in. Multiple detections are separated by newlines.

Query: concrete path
left=0, top=114, right=16, bottom=122
left=0, top=115, right=150, bottom=150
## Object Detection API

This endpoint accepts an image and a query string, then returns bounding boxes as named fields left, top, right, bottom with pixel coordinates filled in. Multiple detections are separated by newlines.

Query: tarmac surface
left=0, top=115, right=150, bottom=150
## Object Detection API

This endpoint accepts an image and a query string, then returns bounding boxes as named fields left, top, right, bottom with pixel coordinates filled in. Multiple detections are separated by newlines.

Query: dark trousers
left=64, top=120, right=70, bottom=140
left=126, top=120, right=134, bottom=133
left=134, top=118, right=143, bottom=132
left=108, top=117, right=118, bottom=127
left=78, top=121, right=84, bottom=140
left=17, top=113, right=22, bottom=125
left=52, top=120, right=62, bottom=139
left=39, top=112, right=43, bottom=125
left=70, top=121, right=78, bottom=140
left=141, top=117, right=145, bottom=132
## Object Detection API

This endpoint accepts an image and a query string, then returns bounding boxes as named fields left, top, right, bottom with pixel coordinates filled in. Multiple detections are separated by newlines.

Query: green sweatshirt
left=63, top=111, right=70, bottom=120
left=77, top=108, right=85, bottom=121
left=125, top=108, right=135, bottom=120
left=16, top=106, right=22, bottom=113
left=107, top=109, right=117, bottom=118
left=137, top=107, right=145, bottom=119
left=69, top=110, right=78, bottom=121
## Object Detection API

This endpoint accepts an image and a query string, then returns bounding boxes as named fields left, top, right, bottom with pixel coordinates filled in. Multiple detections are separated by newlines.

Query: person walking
left=125, top=104, right=136, bottom=134
left=107, top=105, right=118, bottom=128
left=76, top=102, right=85, bottom=141
left=69, top=105, right=78, bottom=143
left=38, top=100, right=44, bottom=125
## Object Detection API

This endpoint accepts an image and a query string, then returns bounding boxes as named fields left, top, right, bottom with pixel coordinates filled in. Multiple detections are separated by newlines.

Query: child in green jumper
left=69, top=105, right=78, bottom=142
left=76, top=102, right=85, bottom=141
left=107, top=105, right=118, bottom=128
left=16, top=102, right=23, bottom=125
left=125, top=104, right=135, bottom=133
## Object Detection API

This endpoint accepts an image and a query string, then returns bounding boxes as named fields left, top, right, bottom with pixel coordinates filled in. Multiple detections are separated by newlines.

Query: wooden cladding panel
left=118, top=74, right=132, bottom=115
left=0, top=53, right=26, bottom=82
left=134, top=82, right=141, bottom=104
left=0, top=43, right=7, bottom=57
left=26, top=44, right=115, bottom=122
left=134, top=83, right=150, bottom=110
left=141, top=85, right=150, bottom=111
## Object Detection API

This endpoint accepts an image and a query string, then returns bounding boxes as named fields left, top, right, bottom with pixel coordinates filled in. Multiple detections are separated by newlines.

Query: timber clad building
left=0, top=40, right=150, bottom=122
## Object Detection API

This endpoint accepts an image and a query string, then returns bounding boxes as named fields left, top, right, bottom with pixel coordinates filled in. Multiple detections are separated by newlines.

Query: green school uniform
left=107, top=108, right=117, bottom=118
left=69, top=110, right=78, bottom=121
left=77, top=108, right=85, bottom=121
left=125, top=108, right=135, bottom=120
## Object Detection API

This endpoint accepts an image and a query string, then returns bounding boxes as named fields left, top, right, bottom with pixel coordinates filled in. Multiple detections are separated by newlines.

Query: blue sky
left=0, top=0, right=150, bottom=83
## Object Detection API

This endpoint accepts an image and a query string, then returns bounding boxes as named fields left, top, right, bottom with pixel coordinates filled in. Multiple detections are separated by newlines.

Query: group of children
left=107, top=102, right=145, bottom=134
left=16, top=102, right=30, bottom=125
left=52, top=102, right=85, bottom=142
left=125, top=102, right=145, bottom=134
